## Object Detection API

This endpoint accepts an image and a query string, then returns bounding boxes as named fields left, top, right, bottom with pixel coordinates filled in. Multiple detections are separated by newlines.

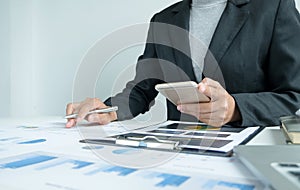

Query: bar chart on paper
left=0, top=151, right=190, bottom=189
left=0, top=151, right=265, bottom=190
left=0, top=119, right=266, bottom=190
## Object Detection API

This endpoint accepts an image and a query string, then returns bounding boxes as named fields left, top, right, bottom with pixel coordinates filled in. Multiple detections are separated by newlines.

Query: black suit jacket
left=105, top=0, right=300, bottom=127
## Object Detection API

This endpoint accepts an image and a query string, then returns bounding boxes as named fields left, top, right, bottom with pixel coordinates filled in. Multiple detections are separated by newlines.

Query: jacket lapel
left=167, top=0, right=250, bottom=81
left=207, top=0, right=250, bottom=65
left=203, top=0, right=250, bottom=83
left=168, top=0, right=197, bottom=81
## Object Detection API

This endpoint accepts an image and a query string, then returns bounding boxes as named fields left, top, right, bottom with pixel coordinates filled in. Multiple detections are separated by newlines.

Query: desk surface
left=247, top=126, right=286, bottom=145
left=0, top=117, right=285, bottom=190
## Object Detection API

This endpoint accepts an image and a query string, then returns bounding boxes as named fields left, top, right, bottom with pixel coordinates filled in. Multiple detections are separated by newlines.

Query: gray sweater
left=189, top=0, right=227, bottom=82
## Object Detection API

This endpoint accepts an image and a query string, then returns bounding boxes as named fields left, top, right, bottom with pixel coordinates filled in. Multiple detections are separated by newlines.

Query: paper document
left=80, top=120, right=261, bottom=156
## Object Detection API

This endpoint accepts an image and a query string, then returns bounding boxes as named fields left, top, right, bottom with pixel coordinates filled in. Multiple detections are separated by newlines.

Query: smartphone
left=155, top=81, right=210, bottom=105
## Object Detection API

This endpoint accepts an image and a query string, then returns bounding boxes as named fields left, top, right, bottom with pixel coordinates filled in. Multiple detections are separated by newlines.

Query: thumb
left=198, top=83, right=212, bottom=99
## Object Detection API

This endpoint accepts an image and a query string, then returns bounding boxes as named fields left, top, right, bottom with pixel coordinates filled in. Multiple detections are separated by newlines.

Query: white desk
left=247, top=126, right=286, bottom=145
left=0, top=117, right=285, bottom=190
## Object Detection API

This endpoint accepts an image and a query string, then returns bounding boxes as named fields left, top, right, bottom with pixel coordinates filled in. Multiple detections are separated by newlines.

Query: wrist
left=231, top=105, right=241, bottom=122
left=228, top=95, right=241, bottom=123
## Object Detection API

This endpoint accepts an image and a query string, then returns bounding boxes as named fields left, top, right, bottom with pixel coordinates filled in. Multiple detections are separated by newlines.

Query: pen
left=65, top=106, right=118, bottom=119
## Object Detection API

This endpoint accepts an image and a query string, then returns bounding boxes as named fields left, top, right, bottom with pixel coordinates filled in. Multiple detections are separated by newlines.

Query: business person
left=66, top=0, right=300, bottom=127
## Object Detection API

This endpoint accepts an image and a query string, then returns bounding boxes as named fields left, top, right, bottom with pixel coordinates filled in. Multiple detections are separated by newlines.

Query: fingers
left=199, top=78, right=222, bottom=101
left=76, top=104, right=93, bottom=122
left=66, top=103, right=77, bottom=115
left=66, top=119, right=76, bottom=128
left=65, top=98, right=114, bottom=128
left=177, top=103, right=212, bottom=115
left=177, top=104, right=226, bottom=127
left=201, top=77, right=221, bottom=88
left=65, top=103, right=79, bottom=128
left=177, top=78, right=235, bottom=127
left=74, top=98, right=103, bottom=121
left=86, top=113, right=112, bottom=125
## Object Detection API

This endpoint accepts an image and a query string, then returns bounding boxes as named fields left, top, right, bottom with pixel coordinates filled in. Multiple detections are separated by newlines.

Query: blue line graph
left=85, top=165, right=137, bottom=176
left=0, top=137, right=20, bottom=142
left=0, top=154, right=57, bottom=169
left=18, top=139, right=47, bottom=144
left=112, top=148, right=142, bottom=155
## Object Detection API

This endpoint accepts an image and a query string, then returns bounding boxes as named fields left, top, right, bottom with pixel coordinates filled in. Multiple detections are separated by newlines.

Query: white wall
left=0, top=0, right=178, bottom=119
left=0, top=0, right=10, bottom=117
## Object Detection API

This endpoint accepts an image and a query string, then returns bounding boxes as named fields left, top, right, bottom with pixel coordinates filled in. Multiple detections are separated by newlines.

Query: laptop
left=234, top=145, right=300, bottom=190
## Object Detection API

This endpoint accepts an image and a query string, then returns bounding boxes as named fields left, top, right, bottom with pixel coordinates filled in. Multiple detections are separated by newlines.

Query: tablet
left=155, top=81, right=210, bottom=105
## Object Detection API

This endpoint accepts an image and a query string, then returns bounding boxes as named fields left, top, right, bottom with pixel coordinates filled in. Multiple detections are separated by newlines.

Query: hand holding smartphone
left=155, top=81, right=210, bottom=105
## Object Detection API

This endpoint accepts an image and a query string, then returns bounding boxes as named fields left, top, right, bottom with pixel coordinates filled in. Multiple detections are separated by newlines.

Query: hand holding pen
left=65, top=106, right=118, bottom=119
left=65, top=98, right=118, bottom=128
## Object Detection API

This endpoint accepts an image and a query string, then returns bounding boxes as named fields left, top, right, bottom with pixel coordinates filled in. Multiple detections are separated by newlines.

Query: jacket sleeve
left=104, top=15, right=164, bottom=120
left=232, top=0, right=300, bottom=126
